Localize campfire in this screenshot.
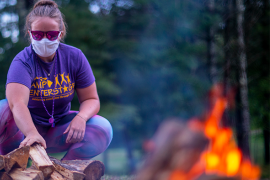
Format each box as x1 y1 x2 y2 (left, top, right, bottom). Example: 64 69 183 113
0 143 104 180
136 85 261 180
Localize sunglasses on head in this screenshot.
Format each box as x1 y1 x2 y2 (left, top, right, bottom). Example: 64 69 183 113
30 31 61 41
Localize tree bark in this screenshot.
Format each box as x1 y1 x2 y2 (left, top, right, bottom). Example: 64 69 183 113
123 126 135 174
235 0 250 158
223 0 233 127
261 0 270 165
206 0 218 84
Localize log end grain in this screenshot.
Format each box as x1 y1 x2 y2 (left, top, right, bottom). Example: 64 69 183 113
83 160 105 180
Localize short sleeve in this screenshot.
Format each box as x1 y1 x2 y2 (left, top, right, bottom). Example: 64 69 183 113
75 50 95 89
6 59 33 89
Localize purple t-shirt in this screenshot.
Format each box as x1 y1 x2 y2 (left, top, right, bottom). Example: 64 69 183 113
6 43 95 126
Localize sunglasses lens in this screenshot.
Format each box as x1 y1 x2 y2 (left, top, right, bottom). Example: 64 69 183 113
31 31 44 41
47 31 60 41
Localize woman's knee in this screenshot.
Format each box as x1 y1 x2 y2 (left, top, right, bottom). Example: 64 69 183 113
0 99 12 121
0 99 14 134
87 115 113 145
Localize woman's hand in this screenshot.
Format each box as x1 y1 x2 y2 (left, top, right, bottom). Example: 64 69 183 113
19 131 47 149
63 115 86 143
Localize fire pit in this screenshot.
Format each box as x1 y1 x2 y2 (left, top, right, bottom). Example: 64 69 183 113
136 87 260 180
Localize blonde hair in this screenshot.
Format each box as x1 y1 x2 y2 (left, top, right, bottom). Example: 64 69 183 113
25 0 67 41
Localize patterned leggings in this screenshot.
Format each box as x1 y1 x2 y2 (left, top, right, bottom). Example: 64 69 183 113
0 99 113 160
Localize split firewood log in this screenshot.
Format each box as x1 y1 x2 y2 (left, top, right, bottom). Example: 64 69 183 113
0 172 12 180
62 160 105 180
0 155 15 172
0 146 30 172
48 171 65 180
29 143 55 178
49 156 85 180
8 168 44 180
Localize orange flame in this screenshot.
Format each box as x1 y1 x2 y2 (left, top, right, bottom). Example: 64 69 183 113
174 85 261 180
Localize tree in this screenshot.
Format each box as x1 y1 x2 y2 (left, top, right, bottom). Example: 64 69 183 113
235 0 250 158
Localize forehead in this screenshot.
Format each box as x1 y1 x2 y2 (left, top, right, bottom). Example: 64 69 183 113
31 17 59 31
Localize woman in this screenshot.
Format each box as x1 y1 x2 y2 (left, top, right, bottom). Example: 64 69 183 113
0 0 113 160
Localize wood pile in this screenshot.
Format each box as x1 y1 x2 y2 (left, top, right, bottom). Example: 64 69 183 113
0 143 104 180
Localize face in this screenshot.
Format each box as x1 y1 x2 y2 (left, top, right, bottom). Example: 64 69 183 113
29 17 62 41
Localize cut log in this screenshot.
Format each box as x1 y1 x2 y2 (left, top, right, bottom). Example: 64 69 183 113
2 157 16 173
8 168 44 180
0 146 30 173
4 146 30 172
0 172 12 180
62 160 105 180
29 144 55 178
49 156 85 180
48 171 65 180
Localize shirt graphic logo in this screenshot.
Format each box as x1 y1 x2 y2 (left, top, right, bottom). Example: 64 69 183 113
30 72 74 101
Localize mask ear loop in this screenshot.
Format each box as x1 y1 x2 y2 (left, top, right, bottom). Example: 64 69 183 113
57 32 62 41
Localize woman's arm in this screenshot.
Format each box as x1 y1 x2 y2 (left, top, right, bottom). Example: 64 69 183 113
64 82 100 143
6 83 46 148
77 81 100 120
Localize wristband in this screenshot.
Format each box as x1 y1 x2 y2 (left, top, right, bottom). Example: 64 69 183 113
76 114 87 121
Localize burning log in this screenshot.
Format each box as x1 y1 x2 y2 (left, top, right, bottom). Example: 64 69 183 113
61 160 105 180
8 168 44 180
29 143 55 178
49 156 85 180
136 119 209 180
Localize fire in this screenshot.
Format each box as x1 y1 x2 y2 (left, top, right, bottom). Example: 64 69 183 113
179 85 261 180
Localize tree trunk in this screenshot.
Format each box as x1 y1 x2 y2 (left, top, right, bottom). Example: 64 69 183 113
206 0 217 84
223 0 233 127
15 0 35 42
235 0 250 158
262 0 270 165
123 126 135 174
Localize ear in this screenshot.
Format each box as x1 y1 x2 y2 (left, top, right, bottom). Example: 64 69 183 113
28 30 31 40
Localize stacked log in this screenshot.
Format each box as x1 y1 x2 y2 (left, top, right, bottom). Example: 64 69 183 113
0 143 105 180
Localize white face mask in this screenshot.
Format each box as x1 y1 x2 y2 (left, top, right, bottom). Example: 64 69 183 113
31 33 61 57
